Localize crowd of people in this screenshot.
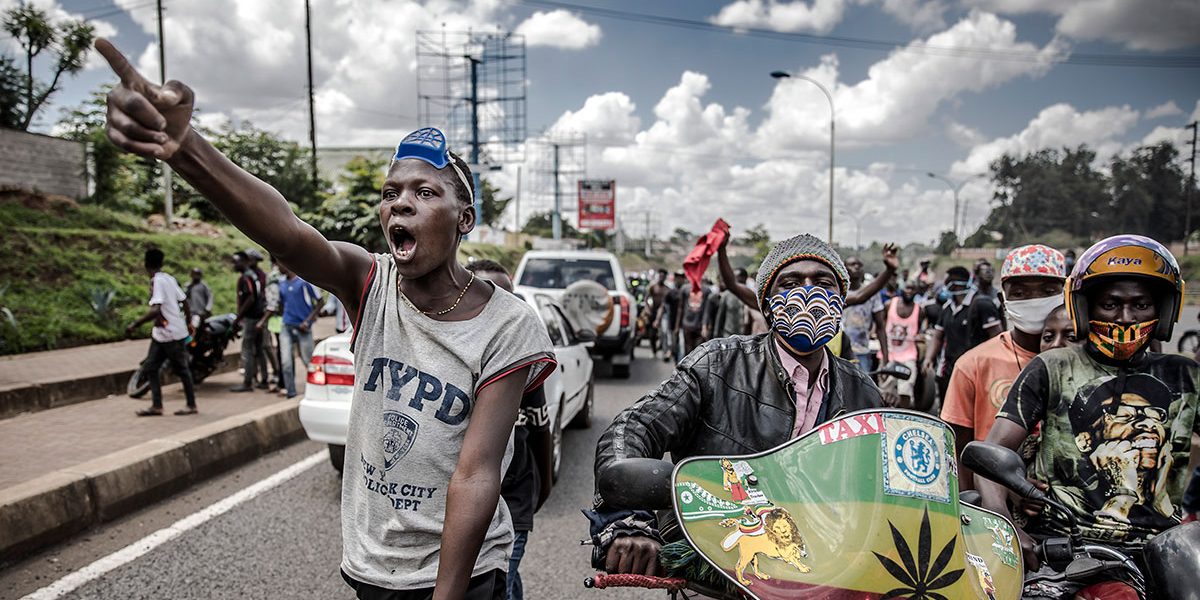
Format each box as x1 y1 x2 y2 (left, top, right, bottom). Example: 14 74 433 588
125 246 329 416
96 36 1200 600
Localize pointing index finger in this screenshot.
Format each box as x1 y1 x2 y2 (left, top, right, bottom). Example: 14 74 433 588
95 38 145 86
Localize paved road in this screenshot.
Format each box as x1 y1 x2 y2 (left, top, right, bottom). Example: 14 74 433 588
1 348 676 600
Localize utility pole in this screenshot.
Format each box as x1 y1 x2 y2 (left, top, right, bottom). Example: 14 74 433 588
645 210 652 258
466 56 483 237
552 143 561 240
1186 121 1198 256
513 165 521 234
156 0 172 230
304 0 318 189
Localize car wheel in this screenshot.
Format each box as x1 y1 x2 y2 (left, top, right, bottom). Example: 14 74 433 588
612 362 630 379
1178 331 1200 356
569 377 594 429
328 444 345 475
552 399 564 484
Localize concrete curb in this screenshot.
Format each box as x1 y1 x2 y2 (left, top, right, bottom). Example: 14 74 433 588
0 399 303 562
0 362 240 421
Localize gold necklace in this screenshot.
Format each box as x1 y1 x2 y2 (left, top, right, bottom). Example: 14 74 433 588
397 274 475 316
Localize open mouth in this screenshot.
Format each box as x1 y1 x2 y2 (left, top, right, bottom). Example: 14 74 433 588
1132 434 1160 450
390 225 418 261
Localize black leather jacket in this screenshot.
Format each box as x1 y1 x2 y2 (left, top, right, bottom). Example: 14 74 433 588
588 333 884 562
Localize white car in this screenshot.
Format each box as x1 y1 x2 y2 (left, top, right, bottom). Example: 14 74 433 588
513 250 637 377
298 292 595 478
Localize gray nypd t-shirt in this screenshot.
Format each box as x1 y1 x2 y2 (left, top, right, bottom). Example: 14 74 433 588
341 254 556 590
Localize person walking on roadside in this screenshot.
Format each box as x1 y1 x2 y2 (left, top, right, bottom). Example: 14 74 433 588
246 248 273 389
465 260 553 600
230 251 264 393
879 279 922 408
711 268 748 339
126 248 197 416
277 259 322 399
663 271 685 363
922 266 972 411
645 269 669 358
842 256 890 375
257 258 284 392
185 267 212 329
679 279 711 356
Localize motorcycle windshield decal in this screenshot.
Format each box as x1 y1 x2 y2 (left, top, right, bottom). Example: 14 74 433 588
670 409 1023 600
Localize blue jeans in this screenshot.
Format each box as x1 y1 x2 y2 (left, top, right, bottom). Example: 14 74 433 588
279 324 315 398
506 530 528 600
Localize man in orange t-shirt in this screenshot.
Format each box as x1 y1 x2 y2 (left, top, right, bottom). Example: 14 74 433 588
941 244 1067 489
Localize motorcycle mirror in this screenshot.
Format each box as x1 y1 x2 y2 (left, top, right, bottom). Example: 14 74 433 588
597 458 675 511
961 442 1047 502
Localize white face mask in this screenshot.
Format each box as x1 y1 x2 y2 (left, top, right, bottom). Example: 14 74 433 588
1005 296 1063 334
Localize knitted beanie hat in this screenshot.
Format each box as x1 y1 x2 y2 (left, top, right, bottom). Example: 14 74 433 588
756 233 850 316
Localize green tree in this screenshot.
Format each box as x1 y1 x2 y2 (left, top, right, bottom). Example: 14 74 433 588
0 55 22 129
935 230 958 256
57 87 160 213
304 155 386 251
478 178 511 228
522 212 581 239
972 146 1108 244
206 120 323 219
3 4 94 130
739 223 771 264
1108 142 1187 242
671 227 695 244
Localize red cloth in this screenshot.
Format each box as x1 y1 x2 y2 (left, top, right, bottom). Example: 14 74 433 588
1075 581 1140 600
683 219 730 293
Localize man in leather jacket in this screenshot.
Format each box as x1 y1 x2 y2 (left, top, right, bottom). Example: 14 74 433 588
588 233 886 576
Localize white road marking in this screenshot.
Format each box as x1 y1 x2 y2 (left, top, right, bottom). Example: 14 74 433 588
21 450 328 600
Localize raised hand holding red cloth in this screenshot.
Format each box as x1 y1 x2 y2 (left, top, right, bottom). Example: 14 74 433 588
683 219 731 293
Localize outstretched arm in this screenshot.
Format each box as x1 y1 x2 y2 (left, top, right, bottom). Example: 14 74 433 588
845 244 899 306
716 238 758 309
97 40 371 315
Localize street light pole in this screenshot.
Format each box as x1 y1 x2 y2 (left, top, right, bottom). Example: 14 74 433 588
927 172 967 243
771 71 834 243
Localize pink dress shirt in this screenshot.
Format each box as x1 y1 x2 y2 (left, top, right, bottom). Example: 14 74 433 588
774 340 830 438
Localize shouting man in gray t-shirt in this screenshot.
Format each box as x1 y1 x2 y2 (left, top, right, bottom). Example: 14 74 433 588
99 40 555 600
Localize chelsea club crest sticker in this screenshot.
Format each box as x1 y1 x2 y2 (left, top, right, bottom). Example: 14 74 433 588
882 414 950 503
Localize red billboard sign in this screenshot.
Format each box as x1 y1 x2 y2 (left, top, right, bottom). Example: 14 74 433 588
578 180 616 230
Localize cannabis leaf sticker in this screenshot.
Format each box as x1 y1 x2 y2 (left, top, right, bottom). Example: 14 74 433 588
872 508 965 599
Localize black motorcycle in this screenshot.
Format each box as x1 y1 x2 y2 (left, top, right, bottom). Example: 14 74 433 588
127 313 239 398
963 441 1200 600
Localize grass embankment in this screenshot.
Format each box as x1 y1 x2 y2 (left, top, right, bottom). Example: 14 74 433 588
0 198 253 354
0 196 528 355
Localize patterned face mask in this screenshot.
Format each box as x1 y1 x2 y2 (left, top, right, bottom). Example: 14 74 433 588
768 286 844 355
1088 320 1158 361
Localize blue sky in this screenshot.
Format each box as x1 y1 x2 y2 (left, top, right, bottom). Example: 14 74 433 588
5 0 1199 246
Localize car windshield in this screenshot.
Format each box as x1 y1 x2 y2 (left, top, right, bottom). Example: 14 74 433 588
519 258 616 290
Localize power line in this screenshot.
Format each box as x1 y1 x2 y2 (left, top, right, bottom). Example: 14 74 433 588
516 0 1200 69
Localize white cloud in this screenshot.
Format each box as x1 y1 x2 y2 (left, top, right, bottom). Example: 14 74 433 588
0 0 119 71
950 103 1140 177
878 0 950 32
549 92 640 143
1145 101 1183 120
946 121 986 147
101 0 519 146
757 11 1067 151
710 0 850 34
970 0 1200 51
514 10 602 49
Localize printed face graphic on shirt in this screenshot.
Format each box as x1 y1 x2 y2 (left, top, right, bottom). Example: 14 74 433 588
1069 373 1175 523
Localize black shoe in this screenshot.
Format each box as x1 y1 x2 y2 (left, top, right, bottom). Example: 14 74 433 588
229 385 254 393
